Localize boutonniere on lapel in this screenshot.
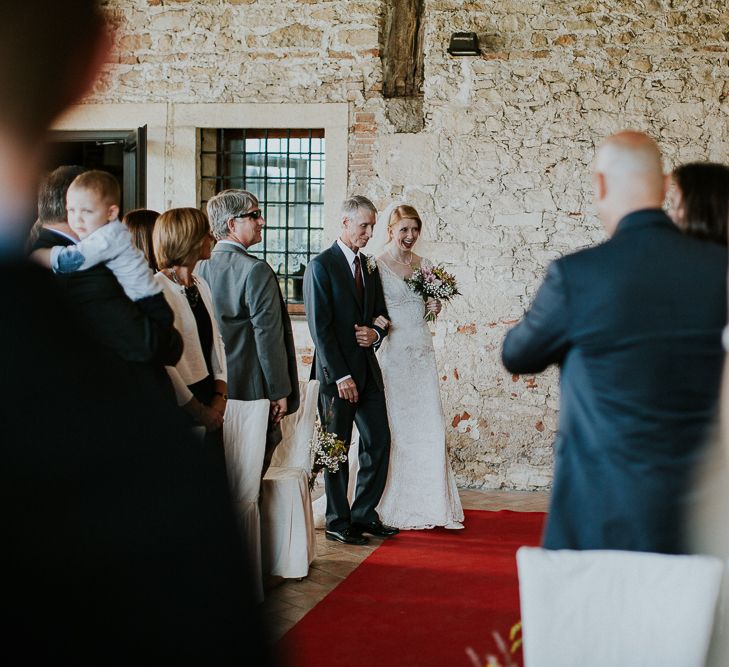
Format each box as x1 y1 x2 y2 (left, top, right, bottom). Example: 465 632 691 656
364 254 377 274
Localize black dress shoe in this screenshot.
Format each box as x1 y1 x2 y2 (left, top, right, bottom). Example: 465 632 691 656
325 527 369 545
353 521 400 537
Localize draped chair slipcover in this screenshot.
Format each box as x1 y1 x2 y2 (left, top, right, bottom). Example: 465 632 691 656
260 380 319 579
223 398 270 603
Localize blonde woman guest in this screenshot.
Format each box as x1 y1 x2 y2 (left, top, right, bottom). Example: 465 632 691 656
153 208 227 449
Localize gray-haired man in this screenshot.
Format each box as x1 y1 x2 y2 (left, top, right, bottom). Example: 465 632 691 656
199 189 299 473
303 195 398 545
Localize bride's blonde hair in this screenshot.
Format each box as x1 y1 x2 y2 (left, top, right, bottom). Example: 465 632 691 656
387 204 422 241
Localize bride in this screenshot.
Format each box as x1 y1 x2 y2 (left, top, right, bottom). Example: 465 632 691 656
313 203 464 530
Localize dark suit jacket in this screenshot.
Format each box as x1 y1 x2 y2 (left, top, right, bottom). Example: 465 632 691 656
1 259 269 663
502 209 728 553
33 227 181 366
304 241 389 395
197 242 299 414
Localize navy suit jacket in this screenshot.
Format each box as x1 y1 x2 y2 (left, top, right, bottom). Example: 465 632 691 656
502 209 728 553
304 241 389 396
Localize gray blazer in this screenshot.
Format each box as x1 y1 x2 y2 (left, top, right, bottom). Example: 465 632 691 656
198 242 300 414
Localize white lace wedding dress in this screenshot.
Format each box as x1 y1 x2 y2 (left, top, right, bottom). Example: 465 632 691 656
375 257 464 529
312 257 464 530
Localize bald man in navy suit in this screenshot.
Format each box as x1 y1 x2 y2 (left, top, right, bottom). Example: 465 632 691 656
503 131 727 554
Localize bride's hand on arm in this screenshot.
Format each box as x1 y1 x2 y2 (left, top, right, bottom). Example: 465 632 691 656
426 299 442 316
374 315 390 330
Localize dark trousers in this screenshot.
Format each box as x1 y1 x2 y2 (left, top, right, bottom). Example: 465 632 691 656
319 380 391 531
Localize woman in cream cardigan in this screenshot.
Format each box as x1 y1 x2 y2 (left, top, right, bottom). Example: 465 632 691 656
153 208 227 447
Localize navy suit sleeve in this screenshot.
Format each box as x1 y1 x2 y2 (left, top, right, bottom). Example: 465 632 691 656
304 258 351 383
502 261 571 374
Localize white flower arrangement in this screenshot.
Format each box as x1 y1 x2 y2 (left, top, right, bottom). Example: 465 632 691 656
309 421 348 491
406 263 461 322
364 254 378 274
466 621 522 667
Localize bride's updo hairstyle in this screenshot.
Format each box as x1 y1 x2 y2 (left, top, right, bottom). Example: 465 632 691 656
387 204 422 241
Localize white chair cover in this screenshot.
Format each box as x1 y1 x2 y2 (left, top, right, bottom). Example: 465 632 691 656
684 430 729 666
261 380 318 579
517 546 723 667
223 398 270 603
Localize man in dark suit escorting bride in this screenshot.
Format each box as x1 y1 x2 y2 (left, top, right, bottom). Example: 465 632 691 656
304 195 399 545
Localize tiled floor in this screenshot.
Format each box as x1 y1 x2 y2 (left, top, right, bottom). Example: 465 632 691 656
262 488 549 642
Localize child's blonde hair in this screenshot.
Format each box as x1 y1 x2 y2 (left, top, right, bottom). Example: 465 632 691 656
69 170 120 206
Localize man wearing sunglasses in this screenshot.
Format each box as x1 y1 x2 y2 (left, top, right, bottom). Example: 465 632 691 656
200 189 300 475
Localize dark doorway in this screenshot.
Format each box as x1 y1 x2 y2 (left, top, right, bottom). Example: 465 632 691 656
45 127 147 217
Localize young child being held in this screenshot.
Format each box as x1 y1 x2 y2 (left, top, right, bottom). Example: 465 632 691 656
37 169 160 301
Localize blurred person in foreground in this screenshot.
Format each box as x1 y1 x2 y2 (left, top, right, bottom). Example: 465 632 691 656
502 130 727 553
667 161 729 246
670 162 729 666
0 2 269 663
124 207 160 271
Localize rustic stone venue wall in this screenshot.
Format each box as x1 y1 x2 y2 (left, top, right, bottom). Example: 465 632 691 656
91 0 729 489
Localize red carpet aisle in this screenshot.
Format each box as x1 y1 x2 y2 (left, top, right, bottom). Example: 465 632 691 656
276 510 546 667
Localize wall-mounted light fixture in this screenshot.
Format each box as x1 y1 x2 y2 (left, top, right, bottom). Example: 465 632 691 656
447 32 480 56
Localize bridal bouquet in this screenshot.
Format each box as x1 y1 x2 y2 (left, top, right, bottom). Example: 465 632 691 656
406 263 461 322
309 421 348 491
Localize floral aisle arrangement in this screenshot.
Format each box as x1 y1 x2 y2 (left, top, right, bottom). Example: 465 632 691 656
466 621 523 667
309 421 348 492
406 263 461 322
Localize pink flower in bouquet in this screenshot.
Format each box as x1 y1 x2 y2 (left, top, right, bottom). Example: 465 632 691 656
405 263 461 322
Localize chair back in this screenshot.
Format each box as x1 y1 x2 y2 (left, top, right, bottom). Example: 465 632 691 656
517 546 723 667
223 398 270 504
270 379 319 471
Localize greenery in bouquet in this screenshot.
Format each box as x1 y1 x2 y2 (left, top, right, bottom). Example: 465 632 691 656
309 421 348 491
406 263 461 322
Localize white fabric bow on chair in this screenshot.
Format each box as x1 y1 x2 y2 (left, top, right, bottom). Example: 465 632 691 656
261 380 319 579
223 398 270 603
516 546 723 667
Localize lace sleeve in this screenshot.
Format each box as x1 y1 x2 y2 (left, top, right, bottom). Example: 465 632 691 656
420 256 434 271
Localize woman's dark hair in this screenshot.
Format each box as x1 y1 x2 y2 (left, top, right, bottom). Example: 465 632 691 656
672 162 729 246
123 208 160 272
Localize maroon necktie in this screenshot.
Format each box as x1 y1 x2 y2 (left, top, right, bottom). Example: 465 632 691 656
353 255 364 304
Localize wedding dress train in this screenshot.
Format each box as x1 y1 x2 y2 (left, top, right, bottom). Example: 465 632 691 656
312 258 464 530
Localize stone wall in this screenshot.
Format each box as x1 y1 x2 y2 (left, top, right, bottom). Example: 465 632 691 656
93 0 729 489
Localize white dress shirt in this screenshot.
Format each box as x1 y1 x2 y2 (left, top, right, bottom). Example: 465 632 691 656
336 238 361 278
